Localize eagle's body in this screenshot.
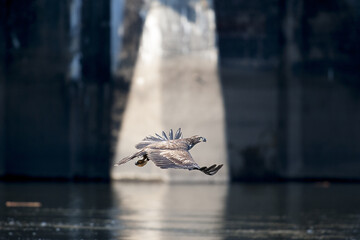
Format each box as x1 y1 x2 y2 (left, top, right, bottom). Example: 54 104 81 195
114 128 223 175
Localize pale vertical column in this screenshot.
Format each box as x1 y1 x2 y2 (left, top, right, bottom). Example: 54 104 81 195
112 0 228 182
112 3 167 180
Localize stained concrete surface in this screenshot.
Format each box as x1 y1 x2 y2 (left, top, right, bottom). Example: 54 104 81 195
2 0 360 183
112 0 228 182
215 0 360 181
0 181 359 240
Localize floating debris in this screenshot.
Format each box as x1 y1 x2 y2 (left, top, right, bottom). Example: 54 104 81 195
6 201 42 208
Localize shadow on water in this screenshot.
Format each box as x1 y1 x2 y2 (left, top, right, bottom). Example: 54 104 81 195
0 181 360 239
224 183 360 239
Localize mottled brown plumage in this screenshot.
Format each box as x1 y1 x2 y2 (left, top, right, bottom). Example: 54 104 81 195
114 128 223 175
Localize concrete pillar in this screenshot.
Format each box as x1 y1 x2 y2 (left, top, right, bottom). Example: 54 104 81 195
80 0 111 179
1 1 111 179
278 0 303 177
0 25 4 176
112 0 228 182
283 0 303 177
0 80 4 177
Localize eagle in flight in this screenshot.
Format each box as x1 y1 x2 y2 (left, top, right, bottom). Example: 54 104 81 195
114 128 223 175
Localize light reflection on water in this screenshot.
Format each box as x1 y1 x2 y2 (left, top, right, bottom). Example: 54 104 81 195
112 183 227 240
0 182 360 239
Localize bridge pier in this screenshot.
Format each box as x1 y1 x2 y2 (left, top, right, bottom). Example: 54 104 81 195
111 0 228 182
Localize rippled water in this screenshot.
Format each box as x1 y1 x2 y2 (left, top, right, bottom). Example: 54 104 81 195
0 182 359 239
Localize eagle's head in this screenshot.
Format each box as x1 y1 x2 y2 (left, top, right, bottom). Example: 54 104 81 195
187 135 206 150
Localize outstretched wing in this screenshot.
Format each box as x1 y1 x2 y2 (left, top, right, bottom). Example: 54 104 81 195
147 149 223 175
135 128 183 149
147 149 200 170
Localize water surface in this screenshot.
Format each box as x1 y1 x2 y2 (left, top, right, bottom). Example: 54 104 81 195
0 182 359 239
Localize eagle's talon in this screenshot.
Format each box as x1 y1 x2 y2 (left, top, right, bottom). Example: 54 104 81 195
135 155 149 167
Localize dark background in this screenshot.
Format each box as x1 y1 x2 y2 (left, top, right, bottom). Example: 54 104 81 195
0 0 359 181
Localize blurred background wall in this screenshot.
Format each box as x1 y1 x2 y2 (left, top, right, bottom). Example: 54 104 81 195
0 0 359 181
0 0 112 179
215 0 360 180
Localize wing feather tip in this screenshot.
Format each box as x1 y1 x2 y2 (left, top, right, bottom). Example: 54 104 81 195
197 164 223 175
175 128 182 139
169 129 174 140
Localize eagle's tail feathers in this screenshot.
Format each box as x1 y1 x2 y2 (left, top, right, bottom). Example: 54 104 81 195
114 150 145 166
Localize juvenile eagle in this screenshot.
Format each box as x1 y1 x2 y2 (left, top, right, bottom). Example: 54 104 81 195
114 128 223 175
